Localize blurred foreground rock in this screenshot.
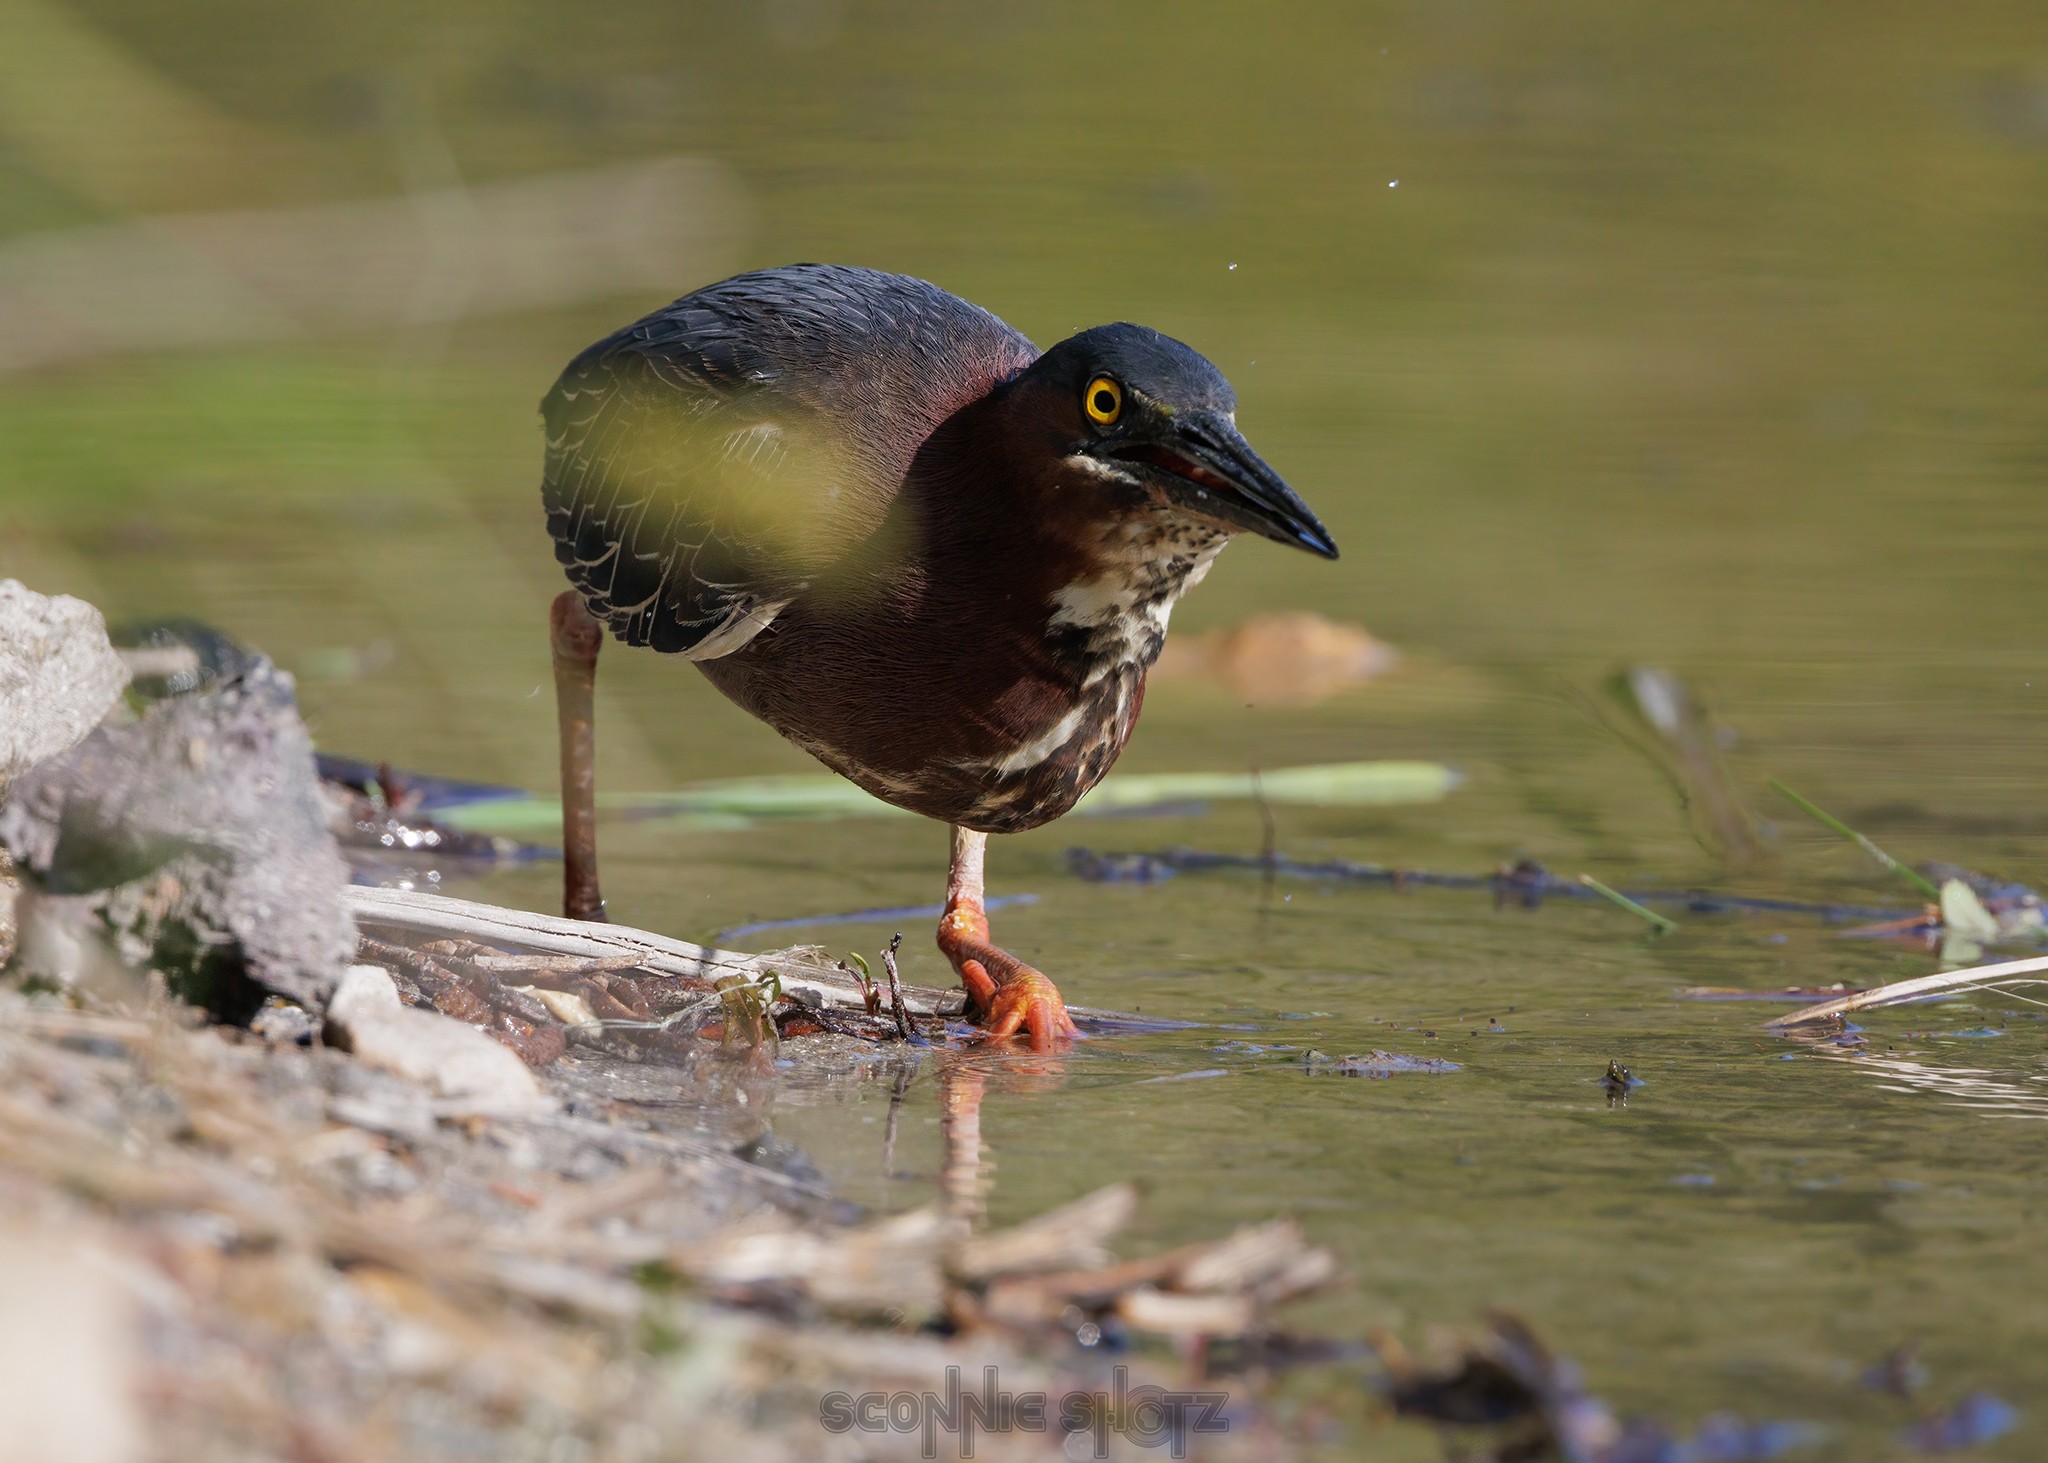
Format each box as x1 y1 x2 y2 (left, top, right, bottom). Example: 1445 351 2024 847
325 964 547 1114
0 578 130 784
0 652 352 1016
0 1221 143 1463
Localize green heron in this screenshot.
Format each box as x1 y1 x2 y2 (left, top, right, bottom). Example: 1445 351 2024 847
542 264 1336 1049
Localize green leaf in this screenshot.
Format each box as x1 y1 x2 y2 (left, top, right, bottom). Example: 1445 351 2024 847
436 760 1459 835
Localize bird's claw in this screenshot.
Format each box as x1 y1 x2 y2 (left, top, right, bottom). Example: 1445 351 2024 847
957 959 1077 1051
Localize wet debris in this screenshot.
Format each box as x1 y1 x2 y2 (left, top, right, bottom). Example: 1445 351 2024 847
1863 1339 1928 1399
1065 847 1180 883
947 1190 1339 1347
1301 1049 1460 1078
1579 873 1679 936
1925 870 2043 965
354 917 922 1062
1901 1392 2019 1453
1495 856 1554 908
323 964 549 1114
1856 1339 2022 1454
876 932 925 1042
356 935 584 1066
314 752 544 879
1066 845 1918 925
1682 983 1861 1003
339 882 1157 1061
1771 951 2048 1029
1834 870 2046 965
1372 1312 1821 1462
311 751 527 818
1925 863 2045 937
109 615 254 701
322 780 539 878
1068 780 2048 960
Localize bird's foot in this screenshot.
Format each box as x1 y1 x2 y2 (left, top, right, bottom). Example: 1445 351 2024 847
967 962 1076 1048
938 908 1077 1050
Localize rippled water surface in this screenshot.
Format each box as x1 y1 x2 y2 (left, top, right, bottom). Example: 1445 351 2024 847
6 2 2048 1455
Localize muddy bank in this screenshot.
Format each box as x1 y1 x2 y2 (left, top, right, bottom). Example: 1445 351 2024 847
0 582 1352 1460
0 972 1359 1460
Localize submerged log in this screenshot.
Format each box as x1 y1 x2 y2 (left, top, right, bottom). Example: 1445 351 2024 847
344 884 1150 1029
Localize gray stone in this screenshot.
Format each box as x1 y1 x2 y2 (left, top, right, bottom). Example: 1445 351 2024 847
0 655 353 1015
324 965 548 1113
0 580 130 785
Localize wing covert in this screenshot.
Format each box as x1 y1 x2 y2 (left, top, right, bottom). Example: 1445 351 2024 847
539 264 1039 658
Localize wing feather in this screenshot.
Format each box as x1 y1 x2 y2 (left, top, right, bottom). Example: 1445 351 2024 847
540 264 1038 658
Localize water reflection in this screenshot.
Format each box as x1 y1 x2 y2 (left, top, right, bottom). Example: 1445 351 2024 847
937 1048 1080 1224
1790 1032 2048 1122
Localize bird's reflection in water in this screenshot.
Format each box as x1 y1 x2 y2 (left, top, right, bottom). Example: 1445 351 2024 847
934 1047 1074 1223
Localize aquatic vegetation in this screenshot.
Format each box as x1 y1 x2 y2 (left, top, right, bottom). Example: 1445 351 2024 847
435 759 1462 835
1770 780 1943 902
1600 665 1773 865
1578 874 1679 937
1772 951 2048 1029
1300 1048 1459 1077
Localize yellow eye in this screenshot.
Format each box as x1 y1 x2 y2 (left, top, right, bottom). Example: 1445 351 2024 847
1083 376 1123 425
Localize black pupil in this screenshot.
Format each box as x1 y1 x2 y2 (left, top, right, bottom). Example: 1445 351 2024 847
1093 388 1116 416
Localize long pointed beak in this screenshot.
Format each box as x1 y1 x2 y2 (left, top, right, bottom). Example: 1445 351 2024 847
1110 411 1339 559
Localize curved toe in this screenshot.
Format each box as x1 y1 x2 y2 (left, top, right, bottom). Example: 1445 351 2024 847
976 967 1078 1049
944 942 1078 1051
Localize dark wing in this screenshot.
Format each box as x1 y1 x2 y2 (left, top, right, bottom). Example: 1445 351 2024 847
542 287 821 657
541 264 1037 657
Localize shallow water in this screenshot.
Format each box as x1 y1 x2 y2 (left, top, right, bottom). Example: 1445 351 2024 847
6 1 2048 1454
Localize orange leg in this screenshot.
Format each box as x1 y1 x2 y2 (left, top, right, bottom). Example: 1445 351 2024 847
937 826 1077 1050
550 591 606 923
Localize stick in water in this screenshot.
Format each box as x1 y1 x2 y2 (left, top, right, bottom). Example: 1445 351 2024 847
1578 874 1679 936
1771 952 2048 1027
880 933 914 1041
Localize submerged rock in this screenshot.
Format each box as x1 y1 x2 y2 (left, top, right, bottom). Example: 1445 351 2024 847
0 654 353 1017
0 579 130 785
1301 1048 1460 1078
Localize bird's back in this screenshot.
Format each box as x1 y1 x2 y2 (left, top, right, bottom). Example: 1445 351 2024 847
541 264 1038 656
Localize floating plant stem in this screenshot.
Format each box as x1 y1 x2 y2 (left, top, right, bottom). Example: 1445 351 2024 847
436 760 1460 835
1769 780 1942 901
1771 951 2048 1027
1577 874 1679 936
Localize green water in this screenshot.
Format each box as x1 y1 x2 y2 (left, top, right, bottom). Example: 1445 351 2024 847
5 1 2048 1455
